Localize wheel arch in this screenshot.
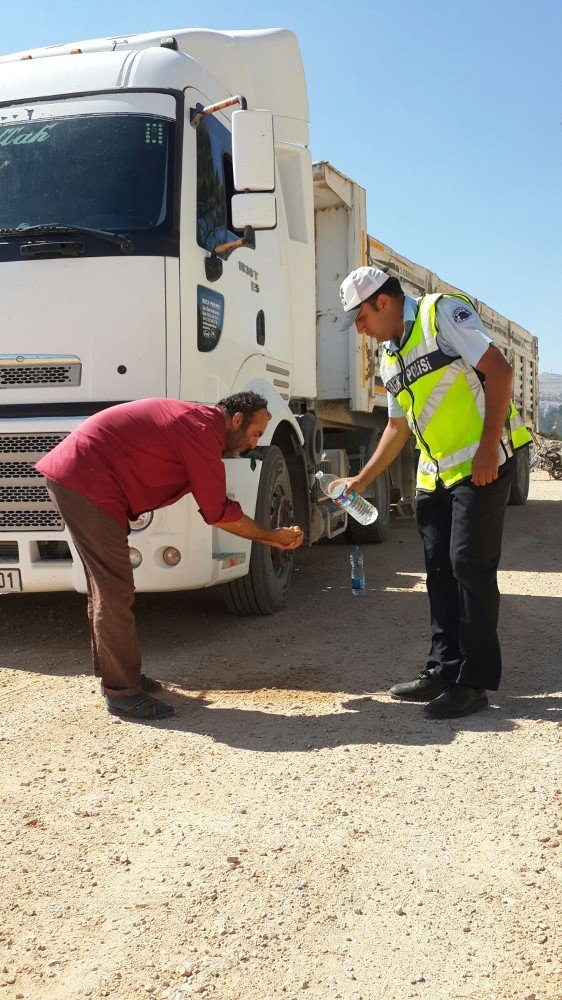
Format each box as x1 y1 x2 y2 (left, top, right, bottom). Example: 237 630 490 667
237 377 304 447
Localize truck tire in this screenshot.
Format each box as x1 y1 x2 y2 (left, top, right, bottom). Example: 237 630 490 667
223 446 294 615
508 447 530 506
348 467 391 543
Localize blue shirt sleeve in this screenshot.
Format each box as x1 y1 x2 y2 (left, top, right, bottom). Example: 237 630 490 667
435 297 494 366
387 391 407 418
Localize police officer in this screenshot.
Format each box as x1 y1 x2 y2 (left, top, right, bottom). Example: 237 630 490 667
339 266 531 718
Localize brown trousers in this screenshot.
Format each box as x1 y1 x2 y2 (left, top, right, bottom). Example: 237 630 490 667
46 480 142 697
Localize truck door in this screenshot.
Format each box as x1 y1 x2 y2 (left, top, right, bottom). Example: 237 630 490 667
179 90 255 403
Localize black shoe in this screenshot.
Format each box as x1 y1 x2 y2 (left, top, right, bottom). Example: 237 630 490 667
99 673 163 696
389 669 448 701
423 684 488 719
105 693 175 720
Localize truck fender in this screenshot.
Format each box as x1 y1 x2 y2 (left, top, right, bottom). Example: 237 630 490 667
235 377 304 447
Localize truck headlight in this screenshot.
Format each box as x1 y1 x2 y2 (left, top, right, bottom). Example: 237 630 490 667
129 511 153 531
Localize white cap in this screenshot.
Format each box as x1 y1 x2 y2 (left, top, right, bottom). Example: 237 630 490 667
339 266 390 330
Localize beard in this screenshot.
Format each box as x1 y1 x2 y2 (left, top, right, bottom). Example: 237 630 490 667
224 427 248 457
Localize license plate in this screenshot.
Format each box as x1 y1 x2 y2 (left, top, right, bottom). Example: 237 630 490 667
0 568 22 593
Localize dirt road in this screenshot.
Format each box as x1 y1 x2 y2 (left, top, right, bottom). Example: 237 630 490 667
1 473 560 1000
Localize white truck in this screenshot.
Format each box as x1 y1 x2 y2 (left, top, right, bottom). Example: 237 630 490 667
0 28 539 612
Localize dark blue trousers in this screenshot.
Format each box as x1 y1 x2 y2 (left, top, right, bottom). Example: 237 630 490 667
415 457 514 691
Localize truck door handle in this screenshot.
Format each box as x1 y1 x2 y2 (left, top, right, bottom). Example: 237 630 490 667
256 310 265 346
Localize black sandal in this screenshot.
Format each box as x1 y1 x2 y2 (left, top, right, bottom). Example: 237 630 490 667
140 674 163 693
99 673 163 696
105 695 174 720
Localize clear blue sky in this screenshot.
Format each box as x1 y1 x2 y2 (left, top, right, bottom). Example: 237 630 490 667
3 0 561 371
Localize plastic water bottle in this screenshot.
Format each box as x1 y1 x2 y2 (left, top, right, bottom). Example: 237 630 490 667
350 545 365 596
315 472 378 526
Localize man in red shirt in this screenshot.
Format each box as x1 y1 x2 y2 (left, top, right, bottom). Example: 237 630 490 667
36 392 304 720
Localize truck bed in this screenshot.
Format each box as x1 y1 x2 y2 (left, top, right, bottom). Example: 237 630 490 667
367 235 539 430
313 161 538 431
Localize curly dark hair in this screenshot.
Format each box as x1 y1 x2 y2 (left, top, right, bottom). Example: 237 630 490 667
217 391 270 420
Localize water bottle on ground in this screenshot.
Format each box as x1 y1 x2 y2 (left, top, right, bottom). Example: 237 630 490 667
315 472 378 525
349 545 366 596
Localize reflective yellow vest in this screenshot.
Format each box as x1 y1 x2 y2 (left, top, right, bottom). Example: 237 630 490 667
379 293 532 491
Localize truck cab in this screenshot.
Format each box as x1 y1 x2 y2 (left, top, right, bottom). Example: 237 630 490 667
0 29 324 611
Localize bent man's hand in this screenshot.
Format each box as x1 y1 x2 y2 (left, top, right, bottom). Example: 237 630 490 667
270 525 304 550
471 444 500 486
215 514 304 550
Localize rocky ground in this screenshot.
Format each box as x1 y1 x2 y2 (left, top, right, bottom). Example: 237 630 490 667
0 473 560 1000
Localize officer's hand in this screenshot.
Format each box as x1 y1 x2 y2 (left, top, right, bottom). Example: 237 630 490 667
270 526 304 550
342 477 364 496
471 444 500 486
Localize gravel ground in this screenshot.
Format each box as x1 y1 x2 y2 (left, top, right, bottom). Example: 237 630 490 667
0 472 560 1000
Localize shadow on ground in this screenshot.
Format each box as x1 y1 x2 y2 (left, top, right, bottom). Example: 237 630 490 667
2 492 559 749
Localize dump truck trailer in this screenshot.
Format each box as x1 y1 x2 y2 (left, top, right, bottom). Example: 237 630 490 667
0 27 539 612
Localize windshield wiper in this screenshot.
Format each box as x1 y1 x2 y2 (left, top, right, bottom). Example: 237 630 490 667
0 224 134 252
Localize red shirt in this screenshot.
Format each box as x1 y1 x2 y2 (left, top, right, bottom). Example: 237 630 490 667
36 399 244 532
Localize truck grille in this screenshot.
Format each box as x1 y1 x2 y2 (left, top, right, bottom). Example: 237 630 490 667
0 485 49 503
0 357 81 389
0 508 63 530
0 432 67 531
0 461 43 478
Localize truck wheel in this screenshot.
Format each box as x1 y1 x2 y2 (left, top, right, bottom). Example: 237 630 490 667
508 447 530 506
223 446 294 615
348 467 391 543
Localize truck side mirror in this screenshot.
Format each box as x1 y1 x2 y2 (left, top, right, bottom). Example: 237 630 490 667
232 110 275 190
231 109 276 231
231 193 277 230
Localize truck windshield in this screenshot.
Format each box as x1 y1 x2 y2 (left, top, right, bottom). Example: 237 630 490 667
0 95 176 238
